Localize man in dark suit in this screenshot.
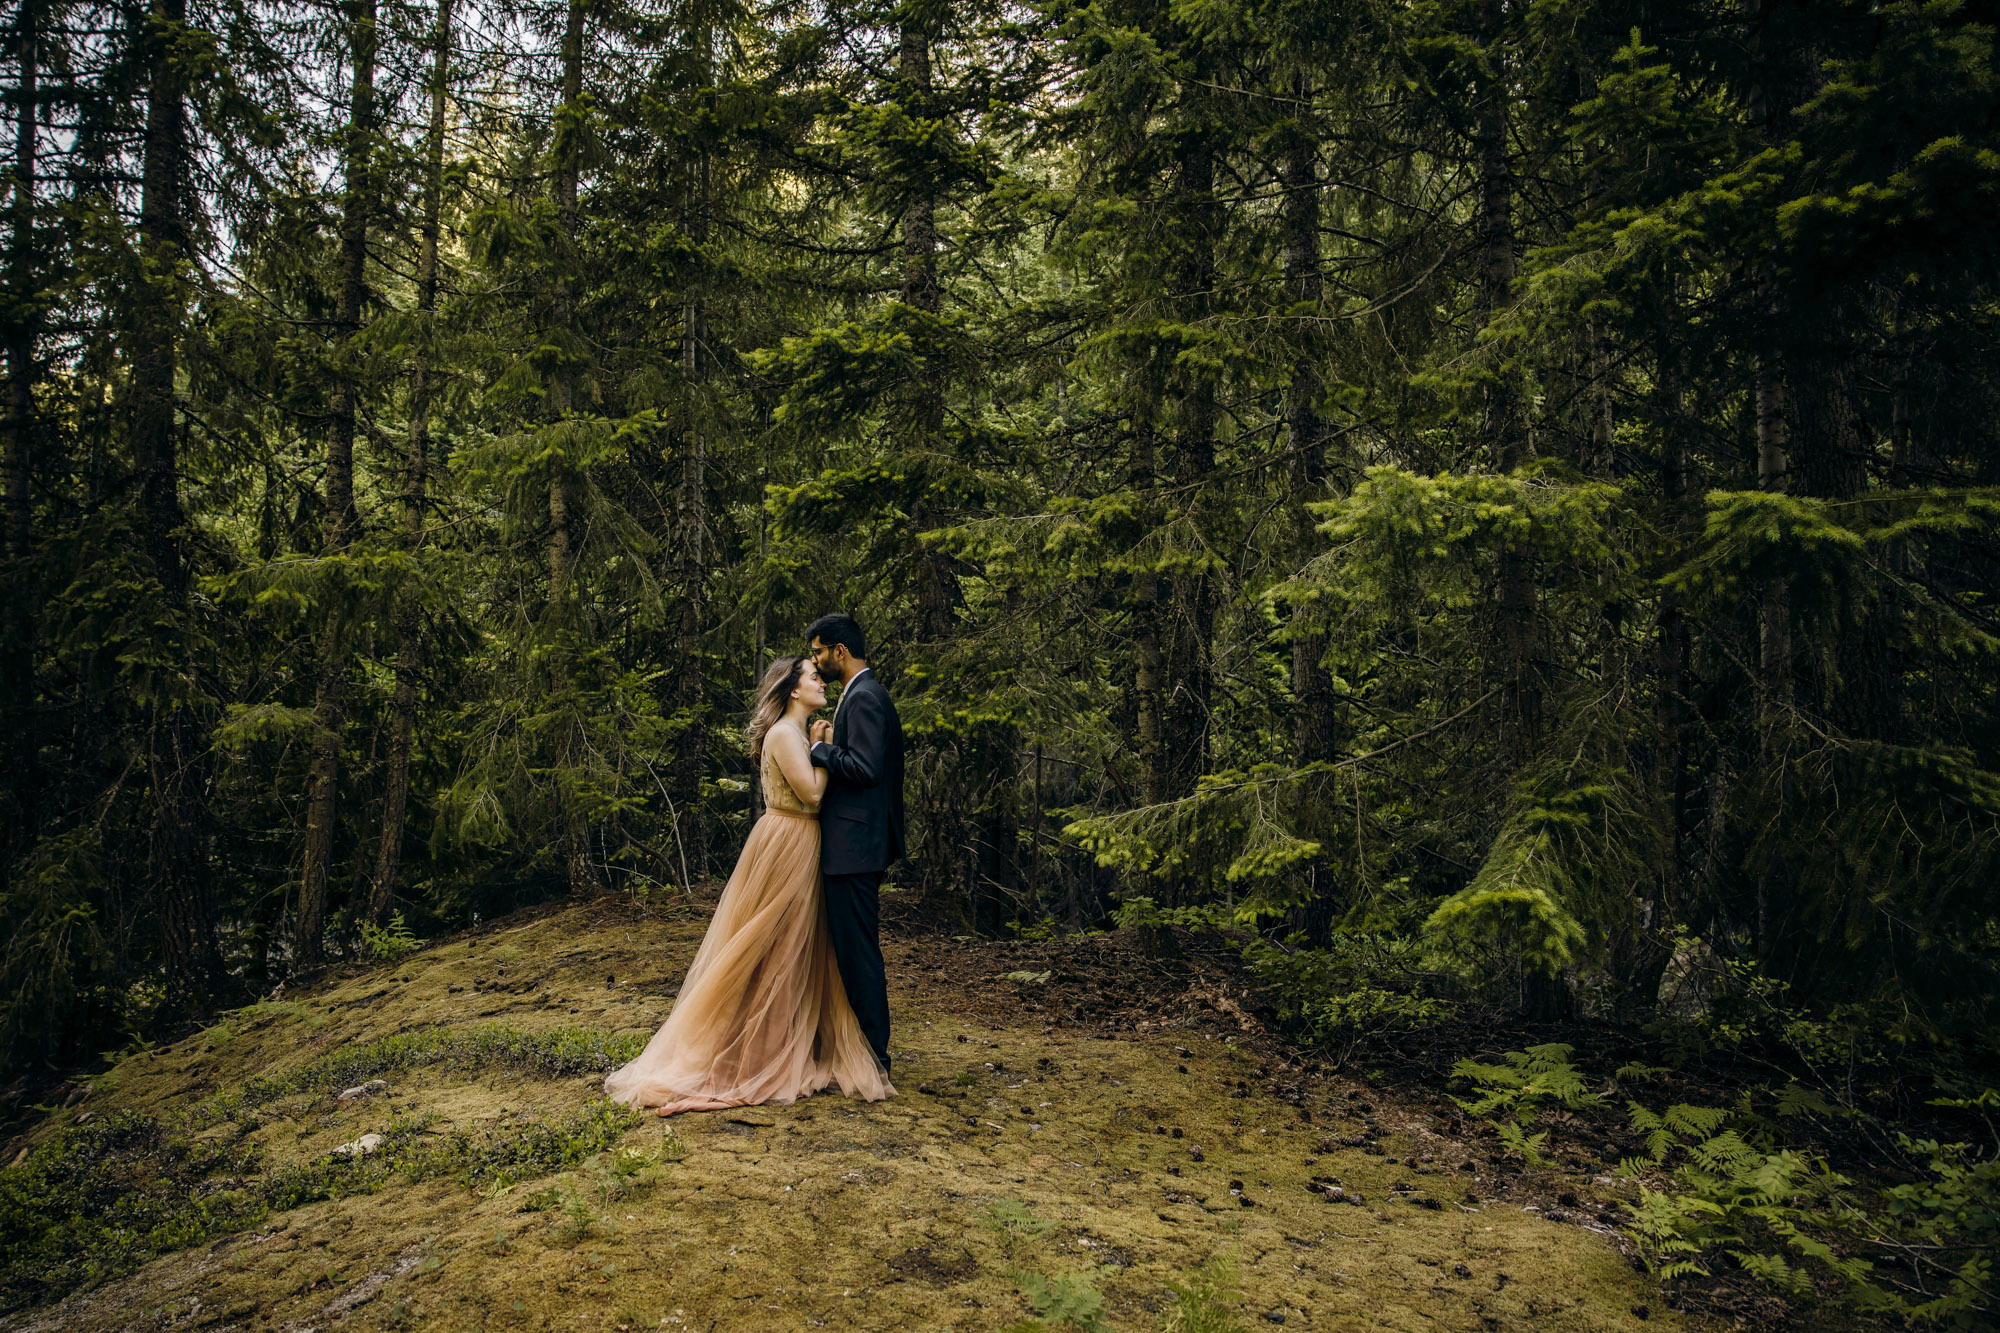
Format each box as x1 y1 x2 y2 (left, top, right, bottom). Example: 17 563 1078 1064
804 613 905 1076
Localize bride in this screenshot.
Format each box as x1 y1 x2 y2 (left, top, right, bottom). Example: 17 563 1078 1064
603 655 895 1115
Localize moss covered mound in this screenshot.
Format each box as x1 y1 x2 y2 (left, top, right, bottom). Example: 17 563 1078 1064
2 899 1675 1332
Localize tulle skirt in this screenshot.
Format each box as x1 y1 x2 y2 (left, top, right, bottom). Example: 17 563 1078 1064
603 809 894 1115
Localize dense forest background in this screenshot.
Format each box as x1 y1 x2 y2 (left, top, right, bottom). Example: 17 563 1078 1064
3 0 1997 1095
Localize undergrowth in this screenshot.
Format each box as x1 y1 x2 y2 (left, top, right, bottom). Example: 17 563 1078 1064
1456 1042 2000 1328
190 1023 646 1126
0 1098 643 1311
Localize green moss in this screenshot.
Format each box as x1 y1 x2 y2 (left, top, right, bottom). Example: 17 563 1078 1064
190 1023 646 1126
0 1097 640 1311
5 905 1682 1332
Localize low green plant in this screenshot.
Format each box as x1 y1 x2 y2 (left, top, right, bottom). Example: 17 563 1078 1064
552 1190 598 1244
980 1196 1056 1260
359 912 421 965
1006 1267 1116 1333
1162 1255 1247 1333
517 1185 565 1214
1619 1097 1999 1327
1450 1043 1604 1168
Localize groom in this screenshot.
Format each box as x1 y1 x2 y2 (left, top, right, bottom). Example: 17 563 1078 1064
805 613 905 1077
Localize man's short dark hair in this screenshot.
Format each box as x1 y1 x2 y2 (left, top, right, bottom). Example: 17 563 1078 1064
806 613 867 660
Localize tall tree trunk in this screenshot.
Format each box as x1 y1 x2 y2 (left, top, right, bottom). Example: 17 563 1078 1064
673 16 711 878
2 0 43 872
1639 363 1695 1018
295 0 377 965
548 0 599 895
1130 416 1164 807
900 10 955 644
4 0 36 559
1282 84 1339 768
1161 143 1217 807
370 0 451 923
134 0 222 1016
1477 2 1538 765
1282 87 1341 946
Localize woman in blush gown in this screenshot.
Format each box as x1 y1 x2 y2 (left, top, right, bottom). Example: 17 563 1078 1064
603 655 894 1116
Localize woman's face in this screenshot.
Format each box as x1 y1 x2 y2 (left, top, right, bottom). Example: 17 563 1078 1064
792 660 828 711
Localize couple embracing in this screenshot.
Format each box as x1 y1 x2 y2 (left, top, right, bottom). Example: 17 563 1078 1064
603 614 904 1116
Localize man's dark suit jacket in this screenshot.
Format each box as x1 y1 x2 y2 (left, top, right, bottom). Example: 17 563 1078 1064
808 668 907 876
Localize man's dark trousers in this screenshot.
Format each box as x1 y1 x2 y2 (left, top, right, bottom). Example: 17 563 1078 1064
824 870 890 1071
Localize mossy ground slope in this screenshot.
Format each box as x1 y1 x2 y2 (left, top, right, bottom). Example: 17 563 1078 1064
3 895 1675 1332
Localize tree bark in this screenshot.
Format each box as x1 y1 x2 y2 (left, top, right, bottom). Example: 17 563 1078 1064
1130 417 1164 807
1161 143 1217 804
4 0 37 559
134 0 222 1017
1282 86 1339 767
1477 0 1538 764
543 0 601 895
370 0 451 923
295 0 377 965
900 10 955 644
672 15 712 878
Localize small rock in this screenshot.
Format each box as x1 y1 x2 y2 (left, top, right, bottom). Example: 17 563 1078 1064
1170 1127 1183 1139
74 1111 96 1125
1453 1263 1472 1278
1239 1196 1255 1208
1262 1313 1286 1325
1229 1179 1244 1191
1630 1304 1650 1320
332 1133 385 1158
1190 1148 1204 1162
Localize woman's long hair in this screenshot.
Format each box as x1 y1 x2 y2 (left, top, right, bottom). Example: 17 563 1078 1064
746 654 810 765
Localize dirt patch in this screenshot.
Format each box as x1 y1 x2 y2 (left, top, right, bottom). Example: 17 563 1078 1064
886 1244 979 1286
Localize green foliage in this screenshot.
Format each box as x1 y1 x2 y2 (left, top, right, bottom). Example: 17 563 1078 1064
1008 1267 1116 1333
1243 932 1456 1052
1450 1045 1606 1168
359 911 421 965
980 1196 1057 1259
1621 1099 2000 1326
1161 1255 1247 1333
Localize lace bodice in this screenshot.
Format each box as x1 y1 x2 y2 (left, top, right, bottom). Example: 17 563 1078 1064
761 731 819 815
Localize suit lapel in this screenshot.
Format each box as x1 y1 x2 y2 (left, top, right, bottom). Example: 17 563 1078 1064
833 669 870 739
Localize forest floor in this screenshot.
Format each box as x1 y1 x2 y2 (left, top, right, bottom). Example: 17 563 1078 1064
3 888 1696 1333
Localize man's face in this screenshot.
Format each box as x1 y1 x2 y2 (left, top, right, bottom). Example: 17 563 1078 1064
810 637 844 681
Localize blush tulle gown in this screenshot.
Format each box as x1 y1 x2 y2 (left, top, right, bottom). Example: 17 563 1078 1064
602 740 894 1115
